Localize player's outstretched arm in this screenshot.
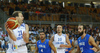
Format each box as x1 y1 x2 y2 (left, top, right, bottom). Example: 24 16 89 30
49 41 57 53
75 45 81 53
89 36 100 52
23 24 29 43
5 23 17 41
35 43 38 53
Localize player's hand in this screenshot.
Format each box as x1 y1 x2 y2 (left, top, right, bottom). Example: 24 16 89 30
60 44 65 47
5 23 13 33
90 47 97 52
69 50 72 53
22 31 27 39
65 49 68 51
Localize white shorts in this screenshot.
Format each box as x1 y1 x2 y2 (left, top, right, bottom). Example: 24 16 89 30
52 49 65 53
6 46 27 53
56 49 65 53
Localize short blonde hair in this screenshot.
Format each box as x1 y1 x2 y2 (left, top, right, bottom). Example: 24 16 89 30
12 11 22 17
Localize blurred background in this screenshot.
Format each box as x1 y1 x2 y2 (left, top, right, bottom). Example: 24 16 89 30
0 0 100 53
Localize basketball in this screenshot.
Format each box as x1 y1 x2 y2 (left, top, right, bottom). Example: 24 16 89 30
6 17 19 30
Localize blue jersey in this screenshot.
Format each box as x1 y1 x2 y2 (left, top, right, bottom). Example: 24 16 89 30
65 39 72 53
77 34 94 53
37 39 51 53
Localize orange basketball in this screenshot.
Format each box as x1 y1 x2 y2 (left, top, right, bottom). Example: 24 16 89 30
6 17 19 30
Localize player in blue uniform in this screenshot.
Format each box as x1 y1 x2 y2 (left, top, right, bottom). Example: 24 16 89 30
35 31 57 53
76 24 100 53
65 35 75 53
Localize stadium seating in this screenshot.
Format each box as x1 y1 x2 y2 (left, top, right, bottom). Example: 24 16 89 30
2 2 100 22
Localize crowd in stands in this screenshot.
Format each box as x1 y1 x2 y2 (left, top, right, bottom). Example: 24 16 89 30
0 1 100 22
0 24 99 52
0 28 9 52
0 1 100 52
29 24 100 44
28 24 100 52
28 24 100 39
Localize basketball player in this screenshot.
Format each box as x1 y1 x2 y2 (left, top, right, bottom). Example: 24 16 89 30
5 11 29 53
65 36 75 53
76 24 100 53
35 31 57 53
51 25 71 53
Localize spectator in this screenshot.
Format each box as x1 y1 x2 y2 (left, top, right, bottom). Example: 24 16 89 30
36 35 39 41
52 28 56 34
4 41 8 50
4 34 9 42
29 10 33 20
29 33 33 41
44 26 47 33
2 31 6 38
0 38 5 49
0 42 3 51
33 29 38 35
91 1 94 8
74 37 78 48
32 25 34 31
38 27 43 32
93 34 97 41
46 33 50 39
29 27 33 34
31 37 36 45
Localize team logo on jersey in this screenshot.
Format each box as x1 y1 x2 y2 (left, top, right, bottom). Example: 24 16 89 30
14 45 18 49
79 42 85 46
45 42 46 44
39 45 46 48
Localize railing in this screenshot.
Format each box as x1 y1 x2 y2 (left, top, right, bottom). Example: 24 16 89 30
23 12 94 24
0 9 9 31
2 11 100 27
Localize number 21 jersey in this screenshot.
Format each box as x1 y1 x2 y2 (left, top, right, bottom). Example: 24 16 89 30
9 23 26 46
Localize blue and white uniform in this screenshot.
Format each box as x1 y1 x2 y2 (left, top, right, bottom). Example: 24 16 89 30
53 34 66 53
7 23 27 53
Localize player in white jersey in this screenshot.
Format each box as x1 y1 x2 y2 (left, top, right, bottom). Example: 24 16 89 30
5 11 29 53
51 25 71 53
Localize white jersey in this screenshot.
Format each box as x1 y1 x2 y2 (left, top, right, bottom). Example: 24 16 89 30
53 34 66 53
8 23 27 52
